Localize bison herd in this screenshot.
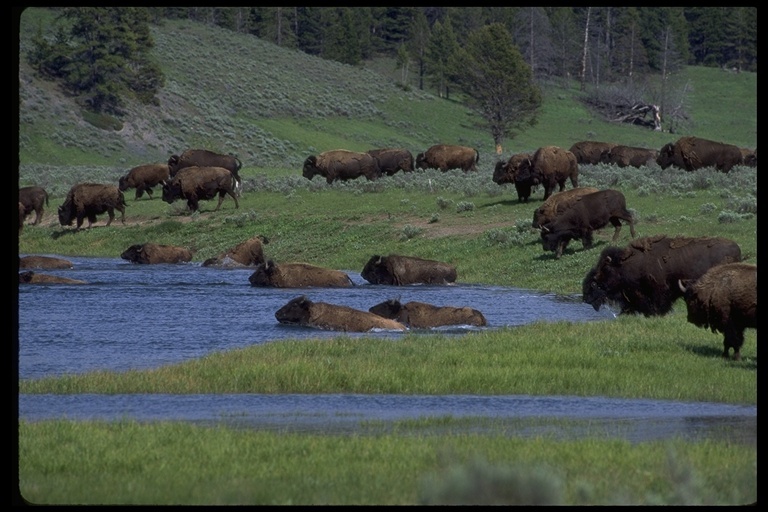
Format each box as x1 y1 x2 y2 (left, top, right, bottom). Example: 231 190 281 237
19 136 757 359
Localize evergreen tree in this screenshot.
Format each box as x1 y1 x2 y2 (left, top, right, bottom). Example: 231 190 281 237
546 7 581 86
424 18 459 99
450 23 542 153
28 7 164 114
295 7 323 56
407 8 431 90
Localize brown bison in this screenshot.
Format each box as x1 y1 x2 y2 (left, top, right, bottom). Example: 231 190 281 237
529 146 580 201
120 243 193 264
531 187 600 229
582 235 743 317
275 295 407 332
492 152 534 202
361 254 457 286
416 144 479 173
599 145 659 168
739 147 757 167
568 141 618 165
19 255 74 269
161 166 239 212
19 186 49 226
656 136 743 173
58 183 126 229
302 150 381 184
678 263 756 361
249 261 353 288
367 148 414 176
201 235 268 267
168 149 242 193
19 271 85 285
539 189 635 259
368 299 487 329
118 164 170 200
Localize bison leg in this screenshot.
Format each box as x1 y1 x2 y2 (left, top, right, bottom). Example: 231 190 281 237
33 209 43 225
609 219 623 241
723 327 745 361
105 208 115 227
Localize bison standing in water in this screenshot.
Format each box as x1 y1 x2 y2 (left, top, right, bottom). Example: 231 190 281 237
19 186 49 226
162 166 239 212
120 243 193 264
303 150 381 183
19 255 74 269
249 261 353 288
582 235 743 316
369 299 487 329
416 144 479 173
656 136 743 173
361 254 457 286
679 263 756 361
58 183 126 230
275 295 406 332
118 163 170 200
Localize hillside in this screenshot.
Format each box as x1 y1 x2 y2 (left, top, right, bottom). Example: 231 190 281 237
18 8 756 172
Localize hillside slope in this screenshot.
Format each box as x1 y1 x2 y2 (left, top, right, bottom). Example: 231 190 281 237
17 8 756 171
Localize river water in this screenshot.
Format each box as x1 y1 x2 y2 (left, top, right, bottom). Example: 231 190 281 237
17 255 756 444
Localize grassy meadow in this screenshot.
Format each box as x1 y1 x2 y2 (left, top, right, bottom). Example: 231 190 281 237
17 9 756 506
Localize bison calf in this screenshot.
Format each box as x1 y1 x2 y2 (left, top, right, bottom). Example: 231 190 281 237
369 299 486 329
249 261 353 288
679 263 756 361
275 295 406 332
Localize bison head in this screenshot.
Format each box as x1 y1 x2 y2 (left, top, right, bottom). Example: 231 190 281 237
656 143 675 169
361 255 395 285
57 202 75 226
275 295 312 324
581 247 627 312
302 156 319 180
248 260 276 286
161 181 181 204
368 298 403 319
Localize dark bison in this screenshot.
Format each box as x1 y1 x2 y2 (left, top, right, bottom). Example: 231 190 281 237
275 295 406 332
367 148 414 176
599 145 659 168
19 271 85 285
656 136 743 173
168 149 242 193
118 164 170 200
416 144 479 173
539 189 636 259
201 235 268 267
678 263 757 361
19 186 49 226
568 141 618 165
19 255 74 269
492 152 534 202
739 147 757 167
361 254 457 286
18 202 24 233
302 149 380 184
531 186 600 229
368 299 487 329
162 166 239 212
249 261 354 288
120 243 193 264
58 183 126 230
582 235 743 317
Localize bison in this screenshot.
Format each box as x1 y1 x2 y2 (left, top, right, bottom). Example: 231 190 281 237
201 235 268 267
529 146 580 201
249 261 353 288
361 254 457 286
18 202 24 233
599 145 659 168
19 186 49 226
531 186 600 229
58 183 126 230
162 166 239 212
368 299 487 329
739 147 757 167
19 255 74 269
492 152 535 202
118 163 170 200
19 271 85 285
275 295 407 332
416 144 479 173
367 148 414 176
302 150 381 184
539 189 635 259
582 235 743 317
168 149 242 194
657 136 743 173
120 243 193 264
678 263 756 361
568 141 618 165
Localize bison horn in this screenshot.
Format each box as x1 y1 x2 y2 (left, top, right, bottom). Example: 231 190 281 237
678 279 688 294
540 225 550 233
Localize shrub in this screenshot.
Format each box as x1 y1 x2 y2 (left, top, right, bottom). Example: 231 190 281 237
456 201 475 213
